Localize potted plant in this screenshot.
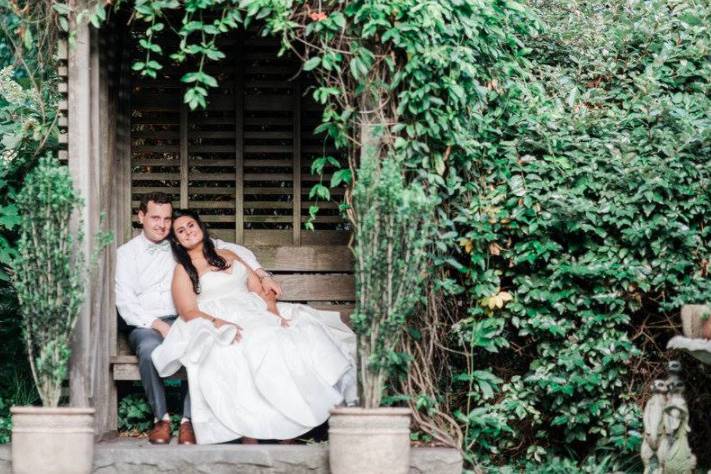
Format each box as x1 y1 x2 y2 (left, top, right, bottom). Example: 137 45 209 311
10 156 98 474
329 145 436 474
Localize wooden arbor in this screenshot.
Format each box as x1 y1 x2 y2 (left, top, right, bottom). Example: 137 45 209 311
62 11 354 437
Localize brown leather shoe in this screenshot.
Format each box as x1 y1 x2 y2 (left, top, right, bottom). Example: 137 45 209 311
148 420 172 445
178 421 196 445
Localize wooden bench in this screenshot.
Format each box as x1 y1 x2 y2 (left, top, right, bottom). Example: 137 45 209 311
111 245 355 381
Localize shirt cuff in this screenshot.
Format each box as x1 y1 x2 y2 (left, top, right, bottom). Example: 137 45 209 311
143 318 159 329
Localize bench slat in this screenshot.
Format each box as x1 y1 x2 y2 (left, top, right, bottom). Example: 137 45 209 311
114 364 186 381
275 274 354 301
255 246 353 272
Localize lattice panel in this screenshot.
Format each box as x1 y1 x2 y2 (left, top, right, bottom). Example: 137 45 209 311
240 32 297 245
129 29 349 245
130 30 182 223
186 33 239 242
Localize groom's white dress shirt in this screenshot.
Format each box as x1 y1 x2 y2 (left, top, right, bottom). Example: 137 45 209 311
115 232 262 328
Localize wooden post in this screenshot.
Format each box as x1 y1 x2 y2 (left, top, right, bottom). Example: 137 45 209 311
96 25 118 438
292 81 302 245
68 3 122 437
67 0 93 409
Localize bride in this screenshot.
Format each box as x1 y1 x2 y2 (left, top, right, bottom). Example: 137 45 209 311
151 209 357 444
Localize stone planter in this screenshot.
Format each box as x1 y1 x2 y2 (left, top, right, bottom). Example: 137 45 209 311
11 406 95 474
329 407 411 474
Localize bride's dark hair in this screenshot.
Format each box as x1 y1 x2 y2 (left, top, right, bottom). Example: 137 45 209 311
170 208 228 294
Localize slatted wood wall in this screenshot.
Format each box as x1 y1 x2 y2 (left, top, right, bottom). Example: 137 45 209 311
129 29 351 247
58 41 68 161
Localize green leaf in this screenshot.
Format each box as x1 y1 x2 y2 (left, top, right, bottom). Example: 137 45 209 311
309 183 330 200
181 72 200 83
310 157 327 175
182 21 204 33
58 16 69 32
330 169 352 187
146 60 163 71
204 49 226 61
22 28 33 50
303 57 321 71
52 3 71 15
680 14 702 26
200 72 218 88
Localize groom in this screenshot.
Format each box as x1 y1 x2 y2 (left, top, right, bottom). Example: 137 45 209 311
115 192 281 444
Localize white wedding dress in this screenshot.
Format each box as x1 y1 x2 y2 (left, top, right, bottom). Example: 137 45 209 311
151 261 357 444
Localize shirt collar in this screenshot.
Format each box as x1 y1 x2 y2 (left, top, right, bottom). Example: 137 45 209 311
139 232 171 252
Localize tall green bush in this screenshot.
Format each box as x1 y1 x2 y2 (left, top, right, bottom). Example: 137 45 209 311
351 152 436 407
0 1 61 439
12 156 85 407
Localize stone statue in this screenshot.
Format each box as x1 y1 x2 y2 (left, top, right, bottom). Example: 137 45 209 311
641 379 667 474
641 361 697 474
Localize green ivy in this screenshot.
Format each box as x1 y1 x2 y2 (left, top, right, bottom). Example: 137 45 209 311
449 0 710 467
118 393 153 434
0 63 58 280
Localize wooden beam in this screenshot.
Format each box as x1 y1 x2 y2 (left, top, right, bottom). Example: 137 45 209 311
292 82 302 245
180 97 188 208
234 32 245 244
240 229 351 246
253 245 353 272
273 274 355 301
67 3 93 409
113 364 186 381
97 24 118 438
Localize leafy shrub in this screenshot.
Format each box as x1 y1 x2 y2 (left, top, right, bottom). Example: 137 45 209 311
12 156 85 407
351 154 436 407
445 0 711 467
117 393 152 434
0 3 61 433
0 397 10 444
0 62 59 280
118 389 189 436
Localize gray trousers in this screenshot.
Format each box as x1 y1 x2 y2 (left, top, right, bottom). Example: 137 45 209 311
127 316 191 420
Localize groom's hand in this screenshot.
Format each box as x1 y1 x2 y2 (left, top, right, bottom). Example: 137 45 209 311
151 319 171 339
261 277 282 298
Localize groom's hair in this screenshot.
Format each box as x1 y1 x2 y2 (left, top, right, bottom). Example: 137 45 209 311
139 192 172 214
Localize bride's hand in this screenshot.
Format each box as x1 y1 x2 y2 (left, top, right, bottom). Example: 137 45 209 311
213 318 243 343
279 317 290 328
232 325 243 343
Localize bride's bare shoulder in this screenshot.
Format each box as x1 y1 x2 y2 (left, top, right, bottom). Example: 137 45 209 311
216 249 238 261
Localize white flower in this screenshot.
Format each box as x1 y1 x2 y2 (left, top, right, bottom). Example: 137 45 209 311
0 66 30 104
1 149 15 165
